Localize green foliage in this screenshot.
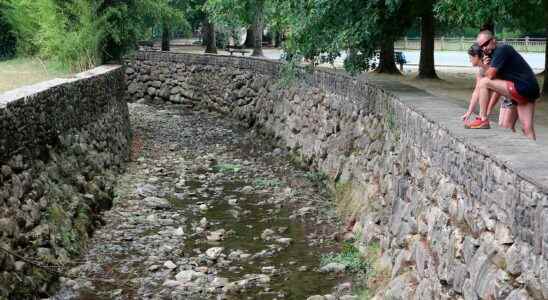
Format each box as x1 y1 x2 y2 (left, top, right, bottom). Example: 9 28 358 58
0 0 16 60
281 0 414 74
4 0 187 71
278 57 302 87
206 0 253 27
98 0 185 61
213 163 242 173
254 178 282 188
5 0 103 71
304 171 328 185
320 242 370 275
435 0 543 34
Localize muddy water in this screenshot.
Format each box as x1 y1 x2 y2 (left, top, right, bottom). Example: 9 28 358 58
52 103 354 300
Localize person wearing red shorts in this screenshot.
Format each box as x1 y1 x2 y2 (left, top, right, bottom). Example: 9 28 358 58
468 30 539 140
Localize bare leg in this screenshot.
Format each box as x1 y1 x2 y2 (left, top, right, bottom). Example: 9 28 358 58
477 79 491 120
499 107 506 127
516 102 536 140
499 107 518 132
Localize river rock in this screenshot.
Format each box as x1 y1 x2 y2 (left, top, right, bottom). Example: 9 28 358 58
173 227 184 236
175 270 204 282
320 263 346 273
144 196 170 209
307 296 325 300
207 229 225 241
206 247 224 260
275 237 293 245
164 261 177 269
163 280 181 288
261 228 275 240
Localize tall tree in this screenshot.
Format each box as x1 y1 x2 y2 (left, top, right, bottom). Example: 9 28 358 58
203 15 217 53
244 27 254 47
281 0 413 75
417 0 438 79
162 21 170 51
251 0 264 56
206 0 269 53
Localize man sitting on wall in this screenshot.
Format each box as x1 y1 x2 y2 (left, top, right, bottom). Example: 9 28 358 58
466 30 539 140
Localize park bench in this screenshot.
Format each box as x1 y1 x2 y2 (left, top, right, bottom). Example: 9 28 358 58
225 46 249 56
369 51 407 71
394 51 407 71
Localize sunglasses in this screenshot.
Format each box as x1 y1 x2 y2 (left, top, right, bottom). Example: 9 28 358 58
479 38 493 49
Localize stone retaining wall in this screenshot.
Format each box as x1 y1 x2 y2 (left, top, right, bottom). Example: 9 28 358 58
0 66 130 298
126 51 548 299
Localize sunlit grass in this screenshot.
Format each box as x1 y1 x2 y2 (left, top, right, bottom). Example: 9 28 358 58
0 57 71 93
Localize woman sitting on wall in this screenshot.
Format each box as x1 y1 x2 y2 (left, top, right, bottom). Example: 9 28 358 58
461 43 516 131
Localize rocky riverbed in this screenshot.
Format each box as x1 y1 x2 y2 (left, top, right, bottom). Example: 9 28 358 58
51 103 359 300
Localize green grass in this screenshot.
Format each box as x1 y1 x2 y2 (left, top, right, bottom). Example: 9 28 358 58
320 242 370 275
212 163 241 173
304 171 328 185
0 57 70 93
254 178 283 189
320 241 386 299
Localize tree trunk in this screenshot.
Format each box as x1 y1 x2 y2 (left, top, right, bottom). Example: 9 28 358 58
201 25 207 46
417 2 438 79
251 0 264 57
376 39 400 74
244 27 254 48
204 16 217 54
161 22 170 51
274 30 283 48
543 0 548 94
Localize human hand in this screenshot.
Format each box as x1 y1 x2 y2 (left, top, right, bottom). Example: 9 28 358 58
483 56 491 65
461 111 472 121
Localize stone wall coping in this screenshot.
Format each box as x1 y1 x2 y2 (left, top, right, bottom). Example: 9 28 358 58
0 65 122 108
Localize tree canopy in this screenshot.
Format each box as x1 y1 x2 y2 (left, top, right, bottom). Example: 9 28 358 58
1 0 546 86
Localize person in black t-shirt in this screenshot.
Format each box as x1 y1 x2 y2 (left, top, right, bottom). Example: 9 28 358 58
468 30 539 140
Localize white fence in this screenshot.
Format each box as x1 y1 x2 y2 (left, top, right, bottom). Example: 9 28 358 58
395 37 546 52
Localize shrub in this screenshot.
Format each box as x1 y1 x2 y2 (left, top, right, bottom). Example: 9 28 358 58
5 0 103 71
0 1 16 60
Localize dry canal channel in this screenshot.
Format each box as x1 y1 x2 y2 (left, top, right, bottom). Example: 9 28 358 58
52 103 361 300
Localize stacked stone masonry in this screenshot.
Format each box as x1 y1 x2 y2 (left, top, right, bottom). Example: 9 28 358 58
126 51 548 299
0 66 130 298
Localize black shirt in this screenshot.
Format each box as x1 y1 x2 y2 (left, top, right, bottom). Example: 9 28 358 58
491 44 540 100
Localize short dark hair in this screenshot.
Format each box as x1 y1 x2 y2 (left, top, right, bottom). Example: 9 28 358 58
468 43 483 58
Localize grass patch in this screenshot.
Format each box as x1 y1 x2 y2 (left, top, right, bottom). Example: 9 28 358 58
0 57 70 93
254 178 283 189
304 171 329 185
321 240 388 299
320 242 370 276
213 163 241 173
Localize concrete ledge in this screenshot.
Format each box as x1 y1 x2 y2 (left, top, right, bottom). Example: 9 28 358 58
0 65 121 108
